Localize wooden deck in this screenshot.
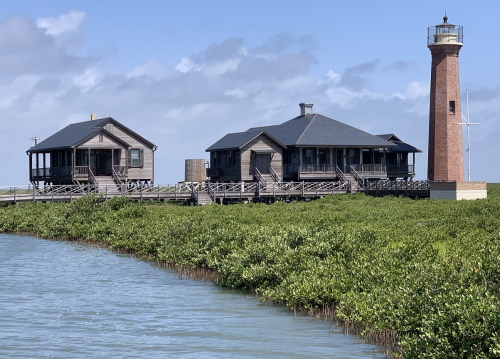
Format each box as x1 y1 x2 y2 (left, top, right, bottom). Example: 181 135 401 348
0 180 430 205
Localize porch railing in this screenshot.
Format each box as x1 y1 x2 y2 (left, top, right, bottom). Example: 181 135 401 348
299 164 336 174
74 166 89 177
386 165 415 177
350 164 386 175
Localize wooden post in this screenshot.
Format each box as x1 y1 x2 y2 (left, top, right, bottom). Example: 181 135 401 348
72 148 76 178
36 153 39 177
330 148 333 171
29 153 32 182
413 152 416 175
43 153 46 178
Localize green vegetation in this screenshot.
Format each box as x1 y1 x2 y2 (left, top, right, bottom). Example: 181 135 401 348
2 185 500 358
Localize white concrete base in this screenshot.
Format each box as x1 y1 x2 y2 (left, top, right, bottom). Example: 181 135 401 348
430 189 487 200
429 181 487 200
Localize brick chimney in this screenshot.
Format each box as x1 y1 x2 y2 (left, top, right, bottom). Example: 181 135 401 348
299 103 313 116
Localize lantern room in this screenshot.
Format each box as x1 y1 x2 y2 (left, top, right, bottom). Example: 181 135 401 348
427 16 463 46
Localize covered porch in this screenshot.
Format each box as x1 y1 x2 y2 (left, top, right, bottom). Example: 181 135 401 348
282 147 396 180
29 147 129 185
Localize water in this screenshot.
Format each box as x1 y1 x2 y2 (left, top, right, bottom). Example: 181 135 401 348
0 234 384 358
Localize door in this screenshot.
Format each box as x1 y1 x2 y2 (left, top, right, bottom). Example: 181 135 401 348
336 149 344 172
255 154 271 174
89 150 97 175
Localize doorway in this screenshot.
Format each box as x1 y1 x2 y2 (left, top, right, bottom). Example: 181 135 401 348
254 154 271 174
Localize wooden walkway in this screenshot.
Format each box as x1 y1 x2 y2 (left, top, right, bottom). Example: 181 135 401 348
0 180 429 205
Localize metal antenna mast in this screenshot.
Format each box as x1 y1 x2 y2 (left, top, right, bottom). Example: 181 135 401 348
30 137 39 146
459 89 480 181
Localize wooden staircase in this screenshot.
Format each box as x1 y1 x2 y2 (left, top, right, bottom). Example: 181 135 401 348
94 176 119 193
343 173 362 194
196 191 213 205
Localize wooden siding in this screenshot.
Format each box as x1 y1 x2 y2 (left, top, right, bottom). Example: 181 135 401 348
108 124 153 180
77 124 154 181
209 150 242 182
240 135 283 181
79 133 126 149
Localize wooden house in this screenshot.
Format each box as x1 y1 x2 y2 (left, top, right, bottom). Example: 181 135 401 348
27 115 157 187
206 103 421 182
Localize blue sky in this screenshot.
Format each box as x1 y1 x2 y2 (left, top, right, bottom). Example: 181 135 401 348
1 0 499 185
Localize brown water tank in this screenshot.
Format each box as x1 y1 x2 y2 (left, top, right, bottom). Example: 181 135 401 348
185 159 206 182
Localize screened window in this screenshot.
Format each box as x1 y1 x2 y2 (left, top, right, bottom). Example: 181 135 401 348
128 149 144 168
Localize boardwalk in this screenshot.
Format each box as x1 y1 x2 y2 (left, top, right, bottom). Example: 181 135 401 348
0 180 429 205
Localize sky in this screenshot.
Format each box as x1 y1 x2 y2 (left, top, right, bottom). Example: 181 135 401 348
0 0 499 186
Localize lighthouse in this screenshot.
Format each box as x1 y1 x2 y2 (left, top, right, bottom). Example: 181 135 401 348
427 16 464 182
427 16 487 200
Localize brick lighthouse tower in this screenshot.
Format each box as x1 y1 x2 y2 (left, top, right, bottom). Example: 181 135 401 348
427 16 464 182
427 16 487 200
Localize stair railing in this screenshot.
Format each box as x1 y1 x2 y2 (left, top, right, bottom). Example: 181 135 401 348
349 165 365 189
253 167 267 188
111 167 123 186
269 166 282 184
191 185 199 205
88 167 98 191
206 183 216 202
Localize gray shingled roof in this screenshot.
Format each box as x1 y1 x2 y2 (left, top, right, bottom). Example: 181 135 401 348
206 130 286 151
249 114 397 148
375 134 422 153
28 117 156 152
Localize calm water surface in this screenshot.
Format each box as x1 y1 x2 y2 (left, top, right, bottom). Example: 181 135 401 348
0 234 384 358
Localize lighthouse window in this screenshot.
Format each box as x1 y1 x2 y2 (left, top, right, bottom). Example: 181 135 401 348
449 101 456 114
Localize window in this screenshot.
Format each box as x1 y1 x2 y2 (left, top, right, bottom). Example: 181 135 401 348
302 148 312 165
99 134 104 142
228 150 234 165
128 149 144 168
212 152 219 167
449 101 456 114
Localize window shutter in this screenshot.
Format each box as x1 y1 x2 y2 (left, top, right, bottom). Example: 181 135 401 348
139 149 144 167
127 150 131 168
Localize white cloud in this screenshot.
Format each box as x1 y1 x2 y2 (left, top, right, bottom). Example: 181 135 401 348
72 67 100 92
225 88 247 99
325 70 341 84
37 11 86 36
175 57 195 73
127 59 173 80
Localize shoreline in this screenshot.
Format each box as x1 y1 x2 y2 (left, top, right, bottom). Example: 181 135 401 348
2 189 500 357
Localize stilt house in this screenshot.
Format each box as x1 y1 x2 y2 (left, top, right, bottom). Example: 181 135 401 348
27 115 157 187
206 103 421 183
